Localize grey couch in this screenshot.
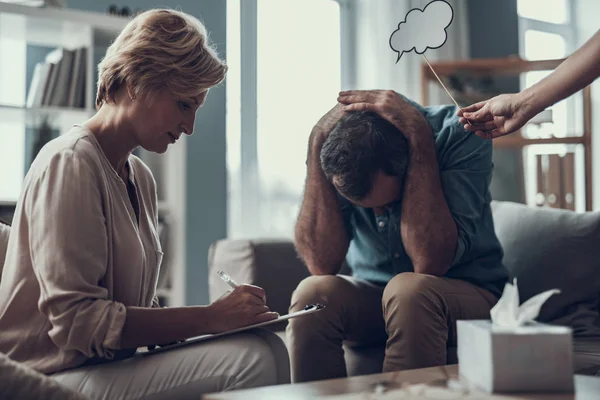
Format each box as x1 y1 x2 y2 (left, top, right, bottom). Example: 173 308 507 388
209 200 600 376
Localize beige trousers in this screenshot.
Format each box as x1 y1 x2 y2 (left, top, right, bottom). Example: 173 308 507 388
51 329 290 400
286 272 497 383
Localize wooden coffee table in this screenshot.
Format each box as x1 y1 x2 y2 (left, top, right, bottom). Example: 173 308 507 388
202 364 600 399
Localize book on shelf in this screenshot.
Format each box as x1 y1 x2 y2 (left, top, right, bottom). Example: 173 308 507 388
26 62 51 107
26 46 87 109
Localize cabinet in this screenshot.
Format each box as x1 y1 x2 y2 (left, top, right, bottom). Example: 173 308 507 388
0 2 186 306
420 56 593 211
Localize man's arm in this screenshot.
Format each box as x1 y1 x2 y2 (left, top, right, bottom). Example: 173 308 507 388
294 105 350 276
400 133 457 276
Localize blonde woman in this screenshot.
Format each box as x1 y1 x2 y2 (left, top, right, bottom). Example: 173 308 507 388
0 9 289 399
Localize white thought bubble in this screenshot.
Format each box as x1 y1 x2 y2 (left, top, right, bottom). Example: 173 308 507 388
389 0 454 62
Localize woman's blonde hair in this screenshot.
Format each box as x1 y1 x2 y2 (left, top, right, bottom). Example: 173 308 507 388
96 8 227 108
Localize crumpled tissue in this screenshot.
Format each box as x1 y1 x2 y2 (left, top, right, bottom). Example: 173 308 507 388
490 278 560 328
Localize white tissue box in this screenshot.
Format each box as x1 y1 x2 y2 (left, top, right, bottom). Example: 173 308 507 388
457 320 574 393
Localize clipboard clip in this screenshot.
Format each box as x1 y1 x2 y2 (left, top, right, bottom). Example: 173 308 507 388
304 303 325 311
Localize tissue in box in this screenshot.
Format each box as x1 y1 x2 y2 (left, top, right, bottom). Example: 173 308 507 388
457 320 574 393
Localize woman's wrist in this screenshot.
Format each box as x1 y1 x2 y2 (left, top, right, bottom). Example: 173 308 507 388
194 304 221 334
517 87 546 121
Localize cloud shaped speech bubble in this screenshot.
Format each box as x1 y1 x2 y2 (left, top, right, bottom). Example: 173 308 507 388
389 0 454 63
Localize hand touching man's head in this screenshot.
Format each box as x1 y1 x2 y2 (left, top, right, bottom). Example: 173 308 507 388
320 111 409 209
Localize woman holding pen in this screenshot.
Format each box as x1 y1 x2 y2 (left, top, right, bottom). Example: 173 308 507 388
0 8 288 400
457 29 600 139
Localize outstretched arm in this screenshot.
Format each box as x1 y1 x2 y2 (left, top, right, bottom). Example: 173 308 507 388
459 29 600 138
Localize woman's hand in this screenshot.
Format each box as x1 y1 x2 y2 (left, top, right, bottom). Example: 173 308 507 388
124 286 277 349
337 90 431 145
207 284 279 333
457 93 537 139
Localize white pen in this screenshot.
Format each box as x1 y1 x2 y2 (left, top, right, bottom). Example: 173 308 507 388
217 270 239 289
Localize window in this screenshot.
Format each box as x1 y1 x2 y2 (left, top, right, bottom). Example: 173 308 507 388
227 0 341 238
517 0 568 24
523 30 566 61
0 31 26 202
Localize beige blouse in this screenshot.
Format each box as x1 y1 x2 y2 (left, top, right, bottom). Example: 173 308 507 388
0 126 163 374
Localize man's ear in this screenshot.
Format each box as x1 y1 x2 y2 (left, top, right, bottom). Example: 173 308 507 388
331 175 342 188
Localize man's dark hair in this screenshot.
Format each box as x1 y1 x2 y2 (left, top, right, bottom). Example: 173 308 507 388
320 111 409 201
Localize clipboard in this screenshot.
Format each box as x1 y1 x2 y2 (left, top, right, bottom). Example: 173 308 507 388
144 303 325 355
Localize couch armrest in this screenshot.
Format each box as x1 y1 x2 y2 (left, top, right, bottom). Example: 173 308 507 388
208 239 311 326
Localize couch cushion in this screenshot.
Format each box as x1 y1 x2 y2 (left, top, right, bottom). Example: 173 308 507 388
491 201 600 336
208 239 311 320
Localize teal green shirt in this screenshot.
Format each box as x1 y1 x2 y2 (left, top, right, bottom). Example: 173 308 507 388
339 101 508 297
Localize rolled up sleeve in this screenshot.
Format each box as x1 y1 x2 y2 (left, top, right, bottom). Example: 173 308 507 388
438 129 493 266
26 150 126 359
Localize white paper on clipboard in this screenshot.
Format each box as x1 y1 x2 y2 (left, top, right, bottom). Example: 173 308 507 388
143 303 325 355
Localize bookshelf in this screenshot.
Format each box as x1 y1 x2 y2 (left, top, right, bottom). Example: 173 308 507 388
421 56 593 212
0 2 187 307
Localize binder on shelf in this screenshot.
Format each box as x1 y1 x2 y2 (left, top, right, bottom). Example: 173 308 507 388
47 48 75 107
68 48 87 108
26 46 87 110
26 62 51 108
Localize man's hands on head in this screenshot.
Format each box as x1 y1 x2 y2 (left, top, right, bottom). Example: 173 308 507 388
337 89 457 277
337 90 432 145
207 284 278 333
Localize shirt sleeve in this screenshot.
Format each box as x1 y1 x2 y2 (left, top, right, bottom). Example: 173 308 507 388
25 150 127 359
437 128 494 266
